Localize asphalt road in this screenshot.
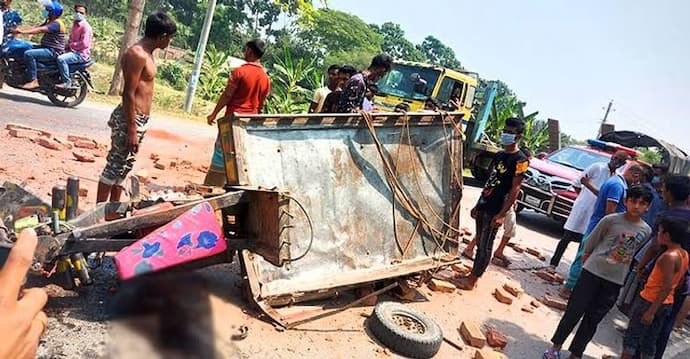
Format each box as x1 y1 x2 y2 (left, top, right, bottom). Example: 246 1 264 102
0 87 215 141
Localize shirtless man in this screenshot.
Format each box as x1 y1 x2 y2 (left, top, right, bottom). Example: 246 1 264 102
96 11 176 202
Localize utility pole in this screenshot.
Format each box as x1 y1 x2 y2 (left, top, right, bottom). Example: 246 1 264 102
598 100 614 137
184 0 217 113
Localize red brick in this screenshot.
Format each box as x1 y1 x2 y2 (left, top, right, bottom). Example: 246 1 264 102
493 288 513 305
150 153 160 161
180 160 192 168
542 295 568 310
503 283 523 298
460 321 486 348
169 161 177 168
72 151 95 163
429 279 456 293
67 134 94 143
530 299 542 308
74 140 97 149
451 263 472 276
6 123 51 137
475 348 507 359
521 305 534 313
78 188 88 197
9 128 40 139
462 237 471 244
36 137 60 151
485 327 508 349
154 163 166 170
536 270 562 284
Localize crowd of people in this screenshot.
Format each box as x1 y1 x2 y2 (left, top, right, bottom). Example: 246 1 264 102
2 4 689 358
456 111 689 358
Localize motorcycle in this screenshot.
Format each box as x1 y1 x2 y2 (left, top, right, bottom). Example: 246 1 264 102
0 39 94 108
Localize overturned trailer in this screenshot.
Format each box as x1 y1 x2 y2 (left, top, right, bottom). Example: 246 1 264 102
12 111 466 328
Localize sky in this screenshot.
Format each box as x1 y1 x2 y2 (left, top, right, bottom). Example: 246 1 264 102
327 0 690 152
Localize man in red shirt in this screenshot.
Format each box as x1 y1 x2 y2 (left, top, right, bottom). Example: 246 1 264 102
205 39 271 186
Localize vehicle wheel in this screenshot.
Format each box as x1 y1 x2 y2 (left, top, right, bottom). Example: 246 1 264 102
47 76 88 108
368 302 443 359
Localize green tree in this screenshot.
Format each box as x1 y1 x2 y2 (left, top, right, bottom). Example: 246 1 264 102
638 147 662 164
296 8 383 68
416 35 461 69
265 47 318 114
371 22 425 62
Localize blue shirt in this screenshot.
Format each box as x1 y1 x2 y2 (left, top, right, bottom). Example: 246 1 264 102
585 174 627 234
2 9 22 44
641 182 664 227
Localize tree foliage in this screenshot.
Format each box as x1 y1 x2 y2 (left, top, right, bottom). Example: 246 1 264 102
371 22 425 62
416 36 461 69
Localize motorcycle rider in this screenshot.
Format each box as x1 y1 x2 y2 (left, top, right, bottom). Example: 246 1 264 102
14 0 66 90
55 4 91 89
1 0 22 46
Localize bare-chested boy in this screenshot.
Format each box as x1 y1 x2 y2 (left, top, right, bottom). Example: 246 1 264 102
96 11 176 203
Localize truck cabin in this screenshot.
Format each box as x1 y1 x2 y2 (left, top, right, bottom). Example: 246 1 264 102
374 62 477 120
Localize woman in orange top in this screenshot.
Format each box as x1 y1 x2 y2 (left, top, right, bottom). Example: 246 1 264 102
621 216 690 359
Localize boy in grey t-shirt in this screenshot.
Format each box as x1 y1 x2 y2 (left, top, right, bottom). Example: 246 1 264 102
544 185 653 359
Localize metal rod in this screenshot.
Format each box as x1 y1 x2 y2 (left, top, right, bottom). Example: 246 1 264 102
52 185 66 220
66 177 79 220
286 282 399 329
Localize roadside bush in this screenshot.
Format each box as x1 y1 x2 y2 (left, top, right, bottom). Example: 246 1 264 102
158 60 189 91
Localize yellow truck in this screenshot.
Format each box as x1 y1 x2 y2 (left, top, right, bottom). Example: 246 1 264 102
374 61 499 180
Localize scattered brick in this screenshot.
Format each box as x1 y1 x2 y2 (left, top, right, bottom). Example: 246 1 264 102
493 288 513 305
72 151 95 163
6 123 51 137
394 279 418 301
36 137 60 151
169 161 177 168
521 305 534 313
74 140 97 149
485 327 508 349
9 128 40 139
154 163 166 170
462 237 471 244
429 279 456 293
67 134 94 143
503 283 523 298
451 263 472 276
530 299 542 308
536 270 562 284
180 160 193 168
78 188 88 197
475 348 507 359
542 295 568 310
460 321 486 348
150 153 160 161
526 247 541 257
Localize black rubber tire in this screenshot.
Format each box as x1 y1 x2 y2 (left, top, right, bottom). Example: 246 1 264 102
47 76 88 108
368 302 443 359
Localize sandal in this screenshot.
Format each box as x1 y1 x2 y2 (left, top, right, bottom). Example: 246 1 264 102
492 254 512 267
543 348 561 359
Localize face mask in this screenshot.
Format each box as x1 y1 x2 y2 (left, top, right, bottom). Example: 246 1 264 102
500 132 517 146
74 12 85 22
41 9 49 18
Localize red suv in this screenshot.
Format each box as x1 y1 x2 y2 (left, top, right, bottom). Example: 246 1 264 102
517 140 640 221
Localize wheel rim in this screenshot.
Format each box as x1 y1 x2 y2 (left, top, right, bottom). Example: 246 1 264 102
391 313 426 335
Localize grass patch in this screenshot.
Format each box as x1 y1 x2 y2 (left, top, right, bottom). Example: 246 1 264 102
88 63 214 122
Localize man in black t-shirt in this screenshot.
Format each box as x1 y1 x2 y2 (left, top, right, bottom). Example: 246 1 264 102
457 117 530 290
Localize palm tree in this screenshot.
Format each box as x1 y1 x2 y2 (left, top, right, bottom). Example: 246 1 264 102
264 47 318 114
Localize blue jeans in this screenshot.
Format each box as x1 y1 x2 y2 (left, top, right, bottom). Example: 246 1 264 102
56 52 84 85
565 230 592 289
24 48 57 81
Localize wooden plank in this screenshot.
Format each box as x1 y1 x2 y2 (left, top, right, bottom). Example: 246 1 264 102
71 191 247 239
218 119 240 185
261 257 461 299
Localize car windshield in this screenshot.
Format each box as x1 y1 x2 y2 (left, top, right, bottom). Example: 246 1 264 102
376 64 441 100
547 147 610 171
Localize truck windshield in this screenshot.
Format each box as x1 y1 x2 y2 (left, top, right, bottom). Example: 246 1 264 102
376 65 441 101
547 147 610 171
